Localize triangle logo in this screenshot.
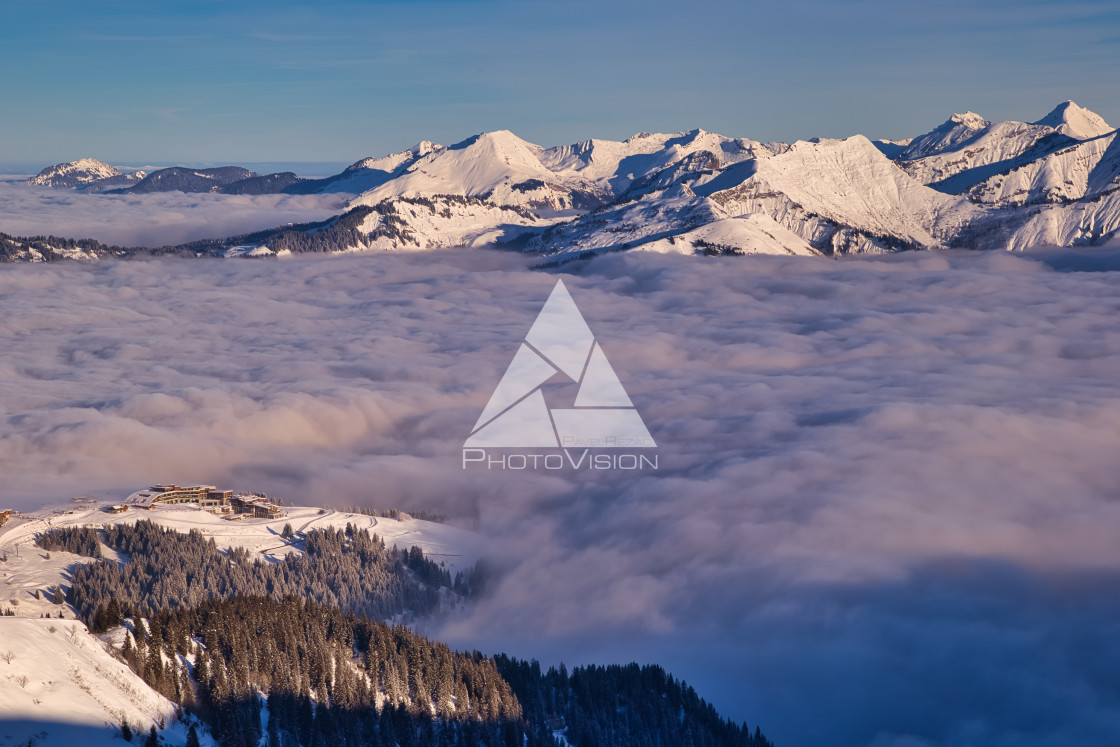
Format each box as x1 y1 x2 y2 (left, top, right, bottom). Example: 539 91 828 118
466 280 656 449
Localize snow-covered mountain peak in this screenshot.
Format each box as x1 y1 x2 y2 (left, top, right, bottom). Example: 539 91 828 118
27 158 121 188
353 129 601 211
899 112 992 160
1033 100 1113 140
467 129 544 158
64 157 116 173
950 111 988 128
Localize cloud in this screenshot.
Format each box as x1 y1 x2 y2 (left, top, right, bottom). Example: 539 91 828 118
2 248 1120 745
0 179 347 246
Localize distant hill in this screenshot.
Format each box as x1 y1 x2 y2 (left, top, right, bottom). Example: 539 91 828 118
27 158 144 190
118 165 259 193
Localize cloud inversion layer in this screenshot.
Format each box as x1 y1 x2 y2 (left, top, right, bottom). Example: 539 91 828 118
0 179 346 246
2 249 1119 746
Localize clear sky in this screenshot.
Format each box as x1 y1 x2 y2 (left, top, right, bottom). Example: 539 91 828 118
2 0 1119 166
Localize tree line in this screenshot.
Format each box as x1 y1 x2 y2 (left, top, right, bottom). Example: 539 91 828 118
109 595 771 747
39 521 477 628
495 657 772 747
40 523 774 747
117 595 529 747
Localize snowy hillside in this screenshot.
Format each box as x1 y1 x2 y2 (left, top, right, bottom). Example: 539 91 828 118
965 130 1120 206
637 213 818 257
711 135 980 254
0 618 186 747
289 141 443 195
0 502 482 584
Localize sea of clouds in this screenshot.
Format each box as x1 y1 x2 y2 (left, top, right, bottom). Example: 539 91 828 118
0 178 347 246
2 248 1120 746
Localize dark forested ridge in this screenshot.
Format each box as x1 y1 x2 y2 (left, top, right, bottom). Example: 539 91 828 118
42 521 475 628
495 657 772 747
181 205 377 255
121 596 527 747
112 596 770 747
40 523 772 747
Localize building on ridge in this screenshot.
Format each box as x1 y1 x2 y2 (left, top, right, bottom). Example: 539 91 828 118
124 484 285 519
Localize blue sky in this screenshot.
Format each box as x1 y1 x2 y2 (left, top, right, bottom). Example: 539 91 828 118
2 0 1119 165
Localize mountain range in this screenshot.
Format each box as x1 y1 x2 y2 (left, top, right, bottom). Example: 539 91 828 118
12 100 1120 262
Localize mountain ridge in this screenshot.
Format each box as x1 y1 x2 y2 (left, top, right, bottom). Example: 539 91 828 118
10 100 1120 262
0 500 771 747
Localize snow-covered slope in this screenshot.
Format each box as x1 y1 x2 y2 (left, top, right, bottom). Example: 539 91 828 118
27 159 121 189
525 183 727 257
0 618 182 747
998 190 1120 251
354 195 548 251
0 502 483 581
290 141 444 195
900 121 1074 191
637 213 819 257
964 131 1120 206
709 135 979 253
